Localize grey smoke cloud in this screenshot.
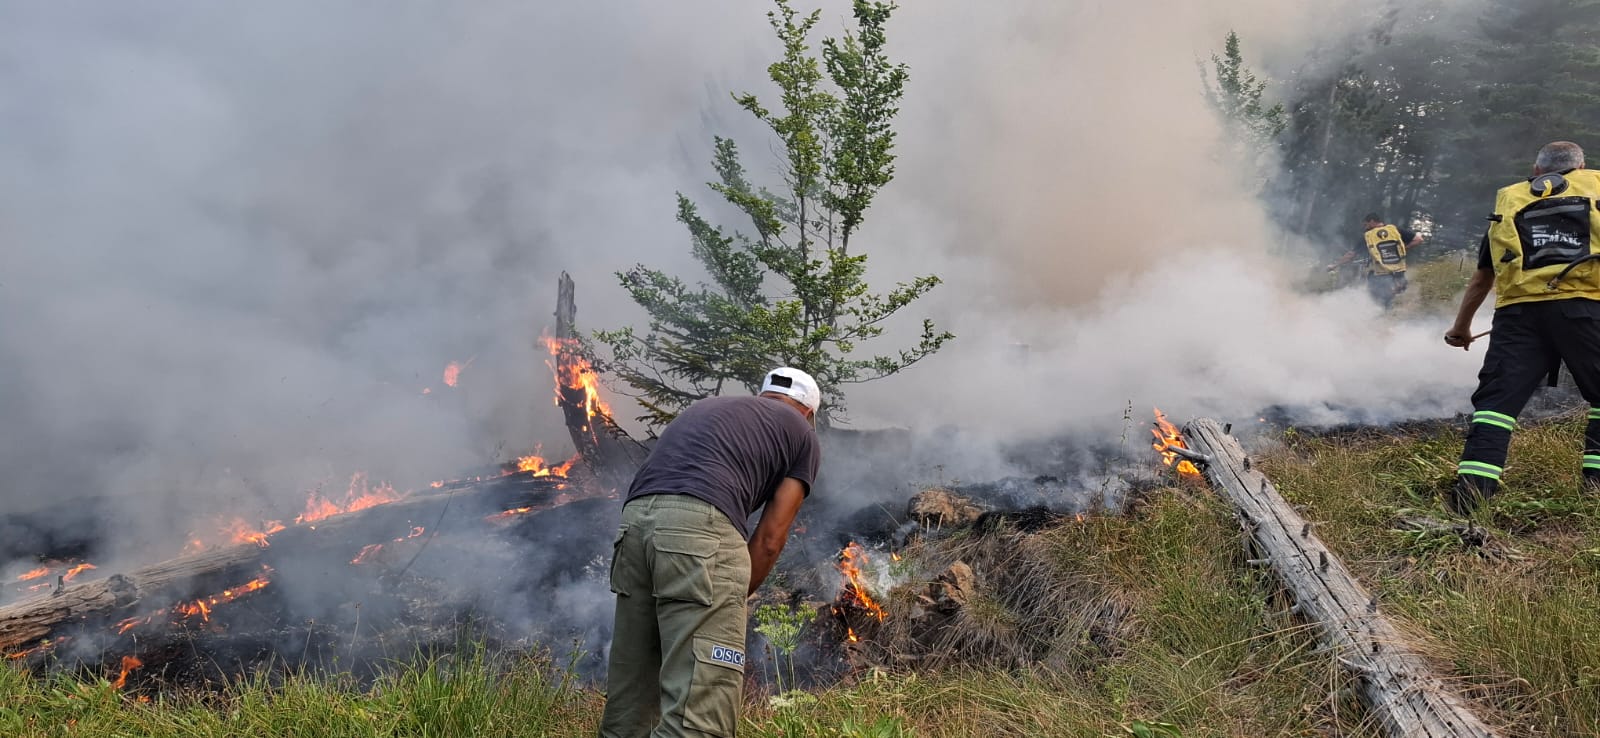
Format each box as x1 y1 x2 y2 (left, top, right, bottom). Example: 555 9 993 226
839 0 1486 434
0 0 1486 562
0 1 763 546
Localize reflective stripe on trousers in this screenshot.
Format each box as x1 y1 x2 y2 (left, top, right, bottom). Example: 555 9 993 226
1459 301 1600 483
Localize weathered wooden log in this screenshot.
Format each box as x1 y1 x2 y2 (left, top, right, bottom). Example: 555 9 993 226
1181 418 1500 738
0 473 571 654
550 271 648 491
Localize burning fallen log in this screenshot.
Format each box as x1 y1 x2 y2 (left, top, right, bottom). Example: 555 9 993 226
0 472 574 655
4 276 644 674
1177 418 1500 738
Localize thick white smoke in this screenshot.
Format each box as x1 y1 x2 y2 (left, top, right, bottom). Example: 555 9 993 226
0 0 1488 562
841 0 1486 435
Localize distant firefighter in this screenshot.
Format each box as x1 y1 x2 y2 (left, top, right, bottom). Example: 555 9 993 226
1337 213 1422 309
1444 141 1600 514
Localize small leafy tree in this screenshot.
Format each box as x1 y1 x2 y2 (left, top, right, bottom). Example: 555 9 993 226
1201 31 1287 174
596 0 951 428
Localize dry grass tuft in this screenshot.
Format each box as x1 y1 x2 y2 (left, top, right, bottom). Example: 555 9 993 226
1264 414 1600 736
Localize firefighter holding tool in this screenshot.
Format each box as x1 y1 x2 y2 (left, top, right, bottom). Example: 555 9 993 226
1337 213 1422 309
1443 141 1600 515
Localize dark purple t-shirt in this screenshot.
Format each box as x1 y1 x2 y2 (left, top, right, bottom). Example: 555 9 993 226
626 395 820 539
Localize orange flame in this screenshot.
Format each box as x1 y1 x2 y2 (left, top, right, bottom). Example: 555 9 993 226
114 563 275 627
5 638 66 661
838 543 886 621
111 656 144 690
542 336 612 421
172 572 273 624
350 544 385 565
13 562 96 588
515 453 576 477
443 361 463 387
295 473 402 525
488 486 576 523
224 519 287 548
349 527 427 564
1151 408 1201 477
846 627 859 643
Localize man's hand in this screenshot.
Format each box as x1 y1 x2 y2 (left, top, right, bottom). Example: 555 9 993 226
1448 267 1495 351
746 479 806 596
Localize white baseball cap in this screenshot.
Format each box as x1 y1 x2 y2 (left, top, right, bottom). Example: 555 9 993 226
760 367 821 412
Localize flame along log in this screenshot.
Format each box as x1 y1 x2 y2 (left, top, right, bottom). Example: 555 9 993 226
0 473 572 655
549 271 649 492
1179 418 1499 738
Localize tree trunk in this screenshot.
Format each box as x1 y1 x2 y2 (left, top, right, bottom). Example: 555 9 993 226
1296 78 1344 237
1180 418 1501 738
550 272 649 492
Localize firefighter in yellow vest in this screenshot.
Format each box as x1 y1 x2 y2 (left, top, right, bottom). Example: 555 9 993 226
1340 213 1422 308
1443 140 1600 514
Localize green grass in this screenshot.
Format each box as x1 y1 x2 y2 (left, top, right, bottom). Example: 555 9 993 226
1296 249 1475 318
7 419 1598 736
0 648 602 738
1400 250 1478 316
1263 415 1600 737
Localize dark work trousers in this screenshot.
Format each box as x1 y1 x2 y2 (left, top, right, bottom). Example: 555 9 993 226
1366 272 1407 309
1459 298 1600 490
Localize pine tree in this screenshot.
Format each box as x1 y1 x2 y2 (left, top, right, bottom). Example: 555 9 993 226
1203 30 1287 161
1445 0 1600 199
596 0 950 429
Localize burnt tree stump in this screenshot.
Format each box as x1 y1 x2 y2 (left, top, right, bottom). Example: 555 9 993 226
550 271 647 492
1180 418 1499 738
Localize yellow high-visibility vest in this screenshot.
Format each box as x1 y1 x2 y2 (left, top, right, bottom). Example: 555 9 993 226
1363 224 1408 275
1487 169 1600 308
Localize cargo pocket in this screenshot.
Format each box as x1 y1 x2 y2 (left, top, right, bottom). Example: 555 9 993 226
683 636 744 737
651 532 718 605
608 525 628 596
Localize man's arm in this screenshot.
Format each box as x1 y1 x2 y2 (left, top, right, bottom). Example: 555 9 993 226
746 479 806 596
1445 267 1494 349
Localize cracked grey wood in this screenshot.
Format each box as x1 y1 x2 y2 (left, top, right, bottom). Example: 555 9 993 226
1182 418 1499 738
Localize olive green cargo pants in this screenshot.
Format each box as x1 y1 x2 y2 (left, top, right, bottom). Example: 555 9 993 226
599 494 751 738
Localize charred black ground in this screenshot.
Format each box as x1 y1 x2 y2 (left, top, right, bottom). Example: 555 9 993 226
2 424 1158 695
